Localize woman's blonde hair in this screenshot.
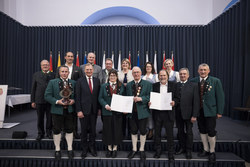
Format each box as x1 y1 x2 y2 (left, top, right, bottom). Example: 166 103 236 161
121 58 131 70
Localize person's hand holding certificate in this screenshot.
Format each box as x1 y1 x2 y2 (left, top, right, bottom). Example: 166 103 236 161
110 94 134 113
149 92 172 110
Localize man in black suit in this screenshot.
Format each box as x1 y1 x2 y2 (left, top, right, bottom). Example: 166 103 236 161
76 63 100 159
56 51 83 139
150 69 176 163
31 60 55 141
101 58 114 84
174 68 199 159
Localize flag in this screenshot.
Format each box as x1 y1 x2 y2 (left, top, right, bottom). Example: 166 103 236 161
111 51 114 69
57 51 61 67
154 51 157 73
145 51 149 63
162 51 166 70
76 51 80 67
102 51 106 69
118 51 121 71
137 51 140 67
129 51 131 69
49 51 53 72
84 51 87 64
171 51 174 70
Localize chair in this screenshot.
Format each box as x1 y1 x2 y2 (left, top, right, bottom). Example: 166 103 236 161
233 96 250 125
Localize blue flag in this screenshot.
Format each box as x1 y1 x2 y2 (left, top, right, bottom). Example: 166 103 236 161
84 52 87 64
137 52 140 67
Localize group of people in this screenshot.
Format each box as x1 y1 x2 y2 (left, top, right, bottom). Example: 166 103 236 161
31 51 225 164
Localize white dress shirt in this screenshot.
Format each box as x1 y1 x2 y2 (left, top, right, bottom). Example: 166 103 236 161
65 63 73 79
86 75 93 91
160 82 168 94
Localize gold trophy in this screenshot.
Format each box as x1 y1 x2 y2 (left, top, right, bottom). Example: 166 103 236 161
59 84 72 109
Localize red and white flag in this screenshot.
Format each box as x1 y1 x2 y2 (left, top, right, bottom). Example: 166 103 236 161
162 51 166 70
76 51 80 67
171 51 174 70
49 51 53 72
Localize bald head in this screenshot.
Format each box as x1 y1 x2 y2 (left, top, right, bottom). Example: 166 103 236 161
87 52 96 64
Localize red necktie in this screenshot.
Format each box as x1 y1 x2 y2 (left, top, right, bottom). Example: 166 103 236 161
89 77 93 93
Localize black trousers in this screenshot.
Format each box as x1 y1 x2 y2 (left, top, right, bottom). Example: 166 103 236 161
154 111 175 154
129 113 148 135
52 110 74 134
79 113 97 151
197 109 217 137
176 109 193 152
102 114 123 145
36 103 52 135
72 111 78 134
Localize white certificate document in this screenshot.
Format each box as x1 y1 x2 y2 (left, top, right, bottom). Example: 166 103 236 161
111 94 134 113
149 92 172 110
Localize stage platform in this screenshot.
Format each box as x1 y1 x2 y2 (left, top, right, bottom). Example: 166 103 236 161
0 150 245 167
0 109 249 167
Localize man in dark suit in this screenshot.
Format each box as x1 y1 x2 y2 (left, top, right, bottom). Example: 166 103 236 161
80 52 102 82
76 63 101 159
56 51 83 139
101 58 115 84
190 63 225 164
44 65 76 160
174 68 199 159
150 69 176 163
126 66 152 161
31 60 55 141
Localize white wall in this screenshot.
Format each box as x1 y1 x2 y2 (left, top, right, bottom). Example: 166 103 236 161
212 0 232 21
0 0 231 26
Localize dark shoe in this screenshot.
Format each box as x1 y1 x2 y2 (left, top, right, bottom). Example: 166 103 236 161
147 129 153 140
186 152 192 159
168 154 175 163
89 147 97 157
73 132 80 139
197 150 210 157
55 151 61 160
68 150 74 159
209 152 216 164
81 150 87 159
127 151 137 159
36 134 44 141
112 151 117 158
153 150 161 159
176 148 186 155
106 150 112 158
140 151 146 160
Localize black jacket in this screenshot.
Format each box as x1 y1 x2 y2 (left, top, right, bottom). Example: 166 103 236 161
31 71 55 104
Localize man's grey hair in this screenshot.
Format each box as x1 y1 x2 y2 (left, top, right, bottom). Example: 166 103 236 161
84 63 93 70
59 65 69 71
87 52 96 58
179 68 190 75
105 58 113 63
198 63 210 70
132 66 141 72
40 60 49 65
